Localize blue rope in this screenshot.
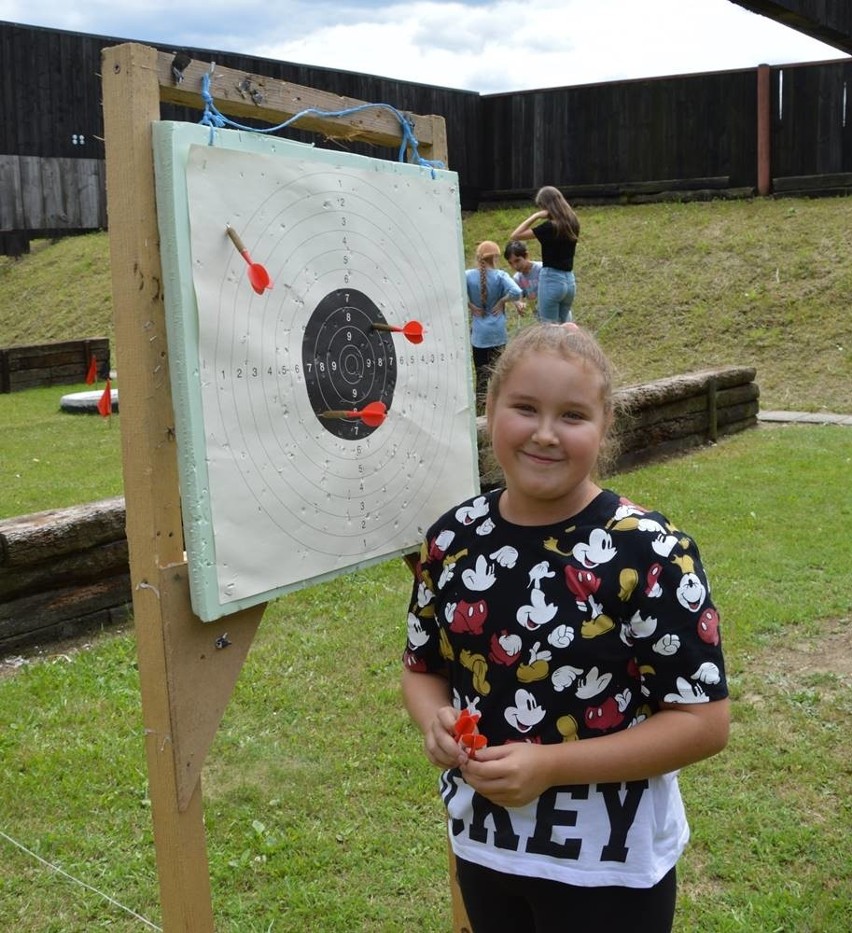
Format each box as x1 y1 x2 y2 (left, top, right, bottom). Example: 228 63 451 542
198 72 444 174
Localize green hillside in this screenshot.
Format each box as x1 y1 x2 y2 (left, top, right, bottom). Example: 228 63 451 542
2 195 850 412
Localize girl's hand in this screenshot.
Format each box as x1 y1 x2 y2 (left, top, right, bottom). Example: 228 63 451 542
459 742 553 808
423 705 467 769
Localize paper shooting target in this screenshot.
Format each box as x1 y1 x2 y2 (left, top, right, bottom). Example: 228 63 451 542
302 288 397 441
153 122 478 622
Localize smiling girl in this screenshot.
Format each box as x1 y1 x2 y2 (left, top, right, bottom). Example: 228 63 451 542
401 323 729 933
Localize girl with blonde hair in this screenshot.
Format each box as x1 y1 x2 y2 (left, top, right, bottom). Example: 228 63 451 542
465 240 522 413
402 323 729 932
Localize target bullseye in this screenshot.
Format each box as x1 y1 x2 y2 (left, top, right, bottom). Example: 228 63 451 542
302 288 397 440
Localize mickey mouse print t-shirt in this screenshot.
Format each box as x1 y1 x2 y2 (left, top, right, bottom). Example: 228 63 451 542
403 488 727 888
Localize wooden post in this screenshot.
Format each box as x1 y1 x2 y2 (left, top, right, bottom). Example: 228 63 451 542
102 42 227 931
101 41 456 931
757 64 772 197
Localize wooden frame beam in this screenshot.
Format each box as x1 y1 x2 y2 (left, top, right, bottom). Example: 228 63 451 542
155 50 447 163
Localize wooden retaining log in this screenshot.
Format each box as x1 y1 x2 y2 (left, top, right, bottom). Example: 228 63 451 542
618 382 759 432
615 366 756 408
477 366 759 486
773 173 852 197
0 496 126 567
0 496 131 653
0 539 129 601
0 575 132 647
0 338 110 393
616 409 759 471
618 397 760 455
0 591 132 654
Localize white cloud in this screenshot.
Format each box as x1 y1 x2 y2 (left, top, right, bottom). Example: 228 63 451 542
252 0 847 93
0 0 846 93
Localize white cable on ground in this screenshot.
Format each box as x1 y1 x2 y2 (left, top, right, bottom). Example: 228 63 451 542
0 829 162 930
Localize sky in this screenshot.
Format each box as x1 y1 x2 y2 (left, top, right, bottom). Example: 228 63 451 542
1 0 848 94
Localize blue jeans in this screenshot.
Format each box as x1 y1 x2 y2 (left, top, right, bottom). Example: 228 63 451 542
537 267 576 323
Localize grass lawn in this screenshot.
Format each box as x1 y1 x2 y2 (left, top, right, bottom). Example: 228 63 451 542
1 196 851 929
1 422 850 931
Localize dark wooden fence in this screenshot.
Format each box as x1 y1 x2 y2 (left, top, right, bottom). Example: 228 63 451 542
0 156 106 232
481 68 763 201
1 21 851 254
0 19 482 253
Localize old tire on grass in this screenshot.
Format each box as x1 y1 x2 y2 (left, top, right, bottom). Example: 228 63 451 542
59 389 119 414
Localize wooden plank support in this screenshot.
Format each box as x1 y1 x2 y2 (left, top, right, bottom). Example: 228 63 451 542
756 64 772 196
155 50 448 165
102 40 220 931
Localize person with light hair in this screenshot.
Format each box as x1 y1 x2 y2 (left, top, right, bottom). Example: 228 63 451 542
465 240 522 413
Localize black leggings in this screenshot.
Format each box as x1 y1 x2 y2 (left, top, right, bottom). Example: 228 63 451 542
472 344 504 413
455 857 677 933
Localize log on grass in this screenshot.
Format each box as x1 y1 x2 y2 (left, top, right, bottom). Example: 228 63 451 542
0 538 129 600
0 497 126 567
0 574 132 642
0 603 133 655
614 367 756 410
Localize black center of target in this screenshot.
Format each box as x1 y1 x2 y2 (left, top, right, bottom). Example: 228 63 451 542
302 288 398 440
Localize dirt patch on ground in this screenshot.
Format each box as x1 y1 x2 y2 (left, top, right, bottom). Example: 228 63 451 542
744 619 852 682
0 624 132 680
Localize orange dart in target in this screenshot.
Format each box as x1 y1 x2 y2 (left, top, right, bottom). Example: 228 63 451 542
225 224 272 294
319 400 387 428
371 320 424 344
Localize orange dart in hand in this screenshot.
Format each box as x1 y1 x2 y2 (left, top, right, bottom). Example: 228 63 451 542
453 709 487 758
